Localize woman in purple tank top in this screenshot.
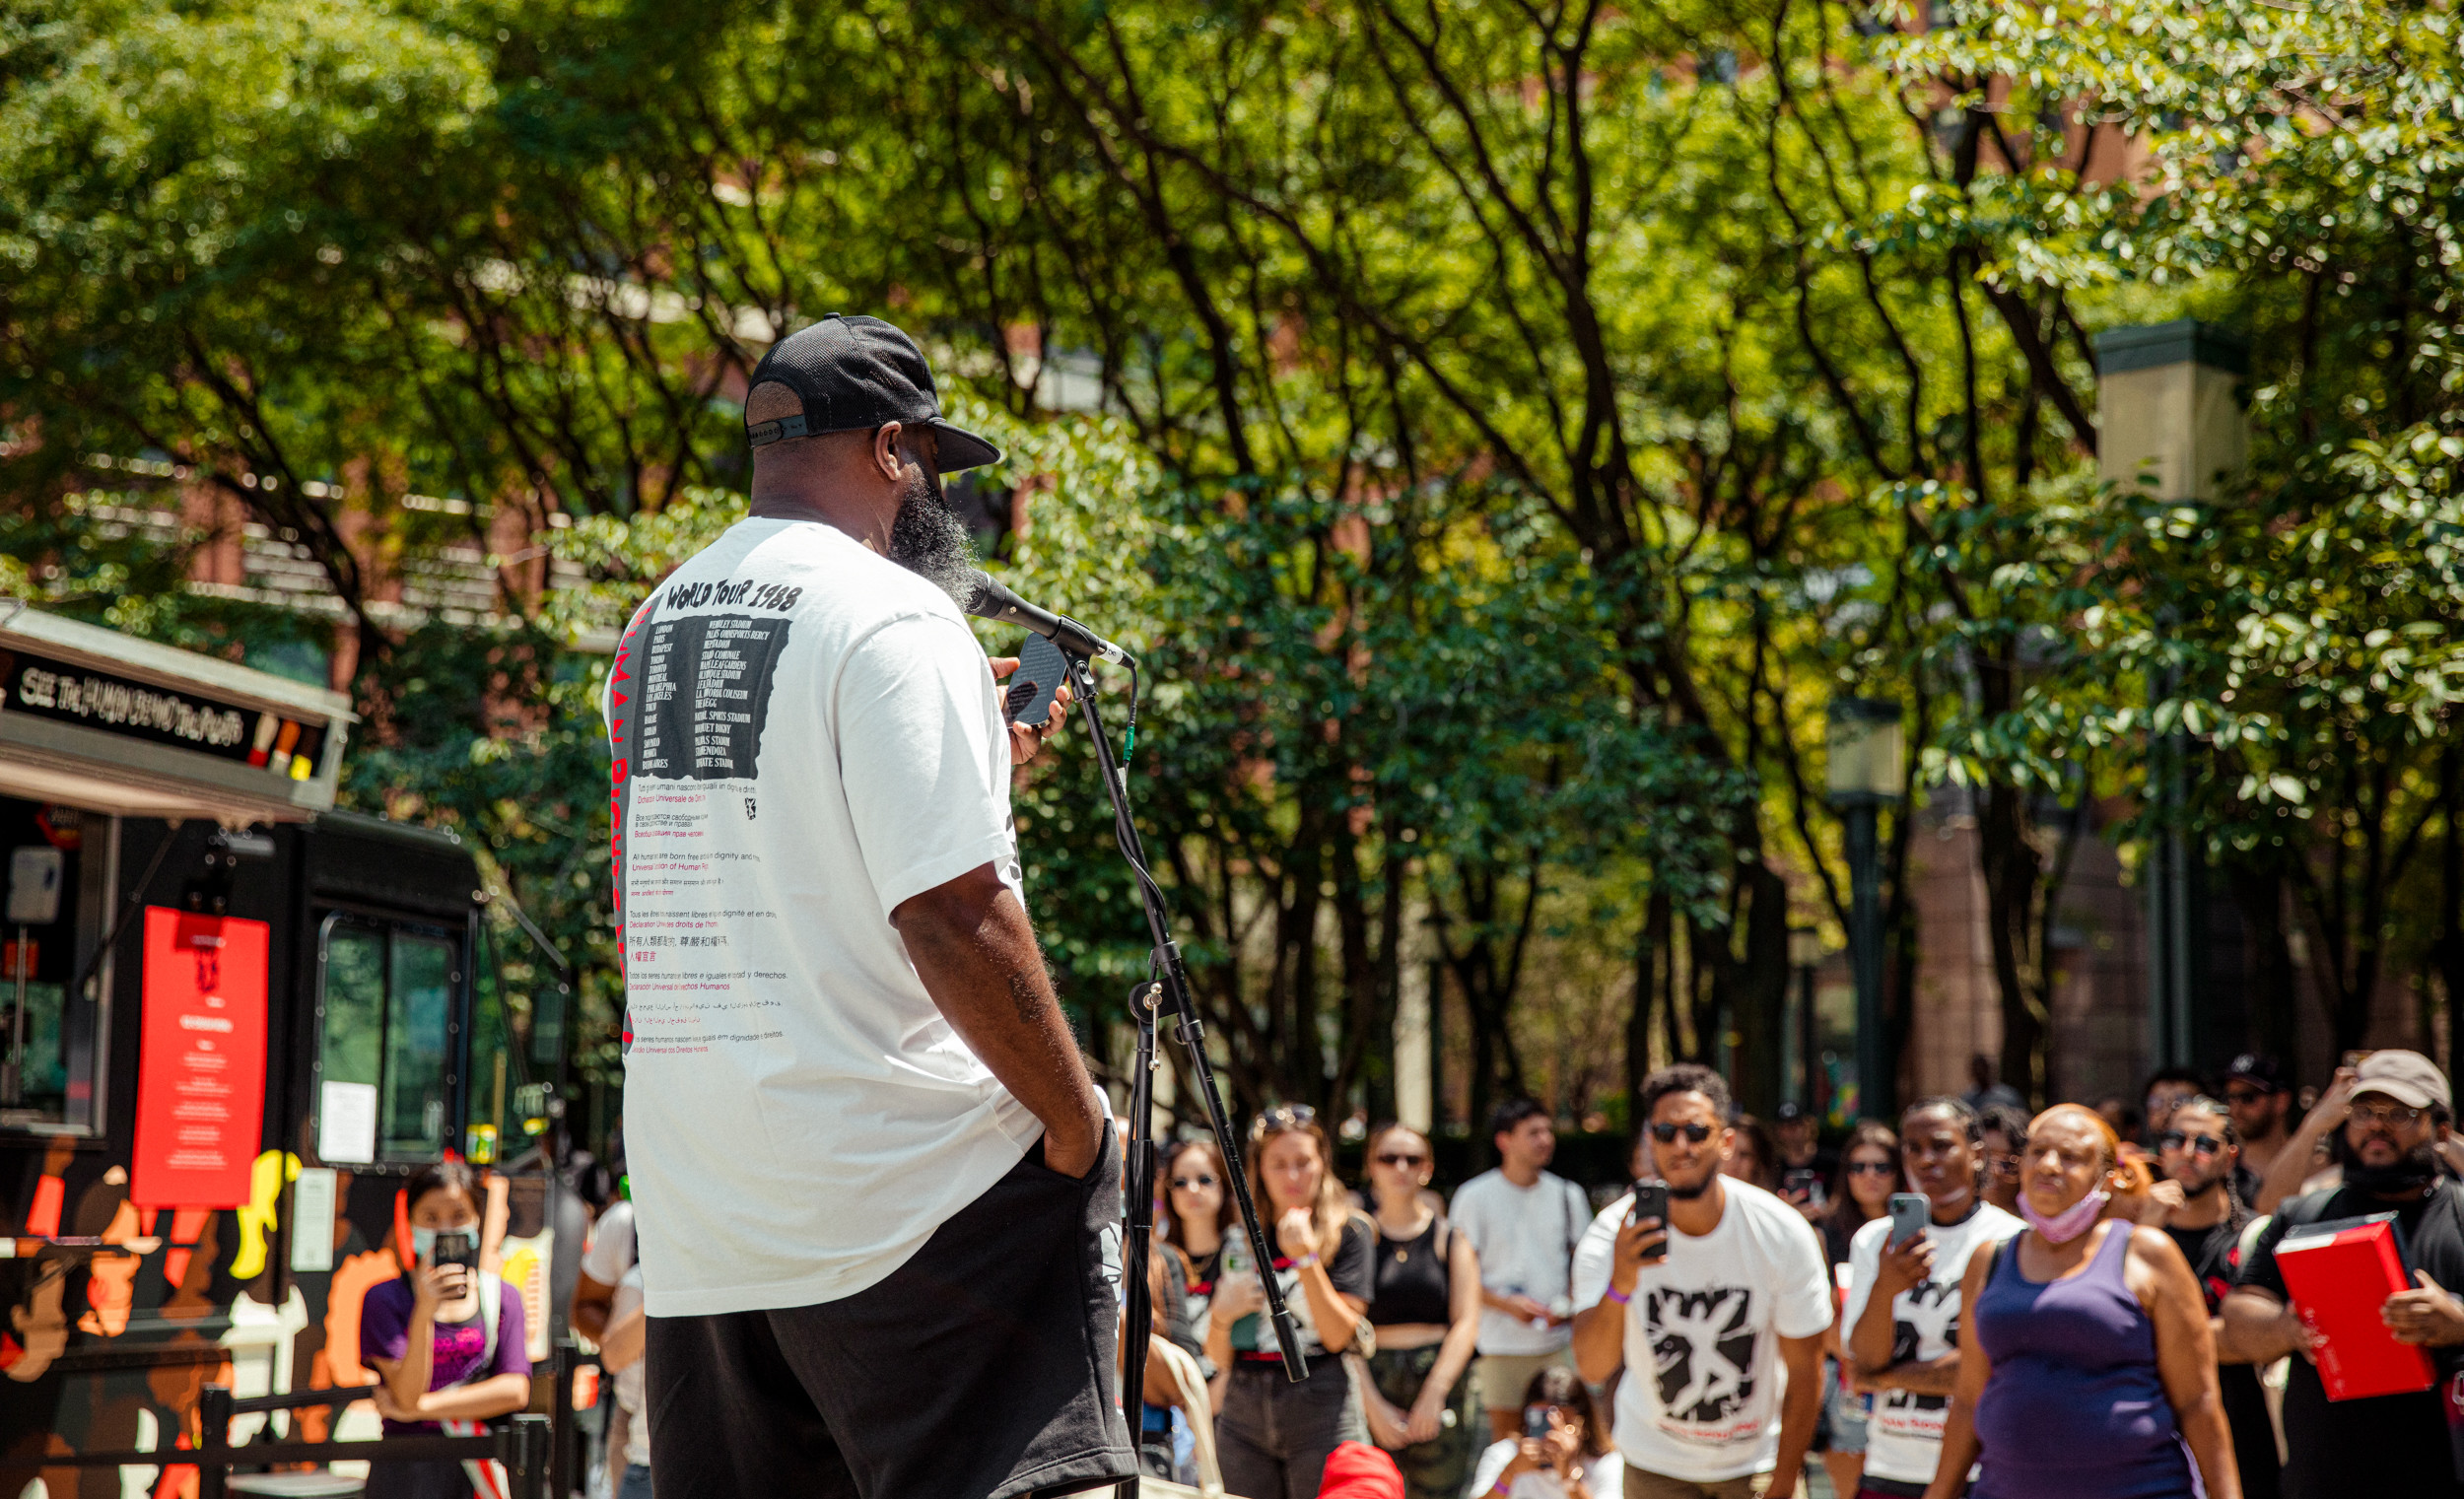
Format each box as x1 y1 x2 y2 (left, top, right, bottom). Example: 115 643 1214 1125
1921 1106 2241 1499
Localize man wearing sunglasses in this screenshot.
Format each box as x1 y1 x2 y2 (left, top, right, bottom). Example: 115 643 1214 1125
1569 1065 1829 1499
2222 1054 2294 1206
2140 1098 2279 1499
2225 1050 2464 1499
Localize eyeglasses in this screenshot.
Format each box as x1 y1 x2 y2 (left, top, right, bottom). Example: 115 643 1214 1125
1845 1160 1896 1177
2154 1131 2224 1157
2224 1087 2272 1105
1649 1123 1715 1144
2352 1102 2426 1129
1374 1152 1428 1169
1170 1175 1219 1191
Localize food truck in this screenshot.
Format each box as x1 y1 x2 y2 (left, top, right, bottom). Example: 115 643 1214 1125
0 605 581 1494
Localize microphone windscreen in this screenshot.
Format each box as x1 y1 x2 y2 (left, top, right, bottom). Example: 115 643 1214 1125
962 570 1022 622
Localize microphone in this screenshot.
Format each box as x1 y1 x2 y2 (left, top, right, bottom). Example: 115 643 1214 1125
963 572 1129 665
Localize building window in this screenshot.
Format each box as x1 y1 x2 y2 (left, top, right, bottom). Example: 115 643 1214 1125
0 798 111 1135
313 915 458 1164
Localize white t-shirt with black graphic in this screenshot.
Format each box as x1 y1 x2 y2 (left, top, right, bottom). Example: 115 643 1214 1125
1570 1180 1833 1484
601 517 1040 1317
1840 1201 2021 1486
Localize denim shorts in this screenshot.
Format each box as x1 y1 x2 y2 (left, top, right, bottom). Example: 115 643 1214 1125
1820 1359 1869 1455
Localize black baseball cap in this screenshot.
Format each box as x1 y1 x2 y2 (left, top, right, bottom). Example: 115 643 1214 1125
1775 1101 1809 1124
744 313 1001 471
2224 1054 2287 1093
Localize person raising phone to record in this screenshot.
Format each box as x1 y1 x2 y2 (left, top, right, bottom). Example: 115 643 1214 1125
1843 1099 2020 1499
1570 1065 1831 1499
359 1161 532 1499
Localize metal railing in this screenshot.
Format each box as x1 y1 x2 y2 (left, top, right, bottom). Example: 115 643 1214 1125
33 1385 551 1499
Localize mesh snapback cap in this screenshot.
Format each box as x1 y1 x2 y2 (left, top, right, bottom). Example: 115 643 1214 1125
744 313 1001 471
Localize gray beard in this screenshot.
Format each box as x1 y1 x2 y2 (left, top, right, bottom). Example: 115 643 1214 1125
886 470 977 602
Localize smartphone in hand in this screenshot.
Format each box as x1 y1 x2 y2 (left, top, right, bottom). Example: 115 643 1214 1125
1629 1180 1672 1263
1887 1192 1929 1249
433 1229 479 1276
1006 635 1069 724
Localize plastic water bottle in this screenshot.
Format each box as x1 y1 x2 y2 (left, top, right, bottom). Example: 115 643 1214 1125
1222 1230 1253 1279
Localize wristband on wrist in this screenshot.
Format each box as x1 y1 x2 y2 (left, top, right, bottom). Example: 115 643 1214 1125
1603 1284 1632 1305
1299 1252 1320 1267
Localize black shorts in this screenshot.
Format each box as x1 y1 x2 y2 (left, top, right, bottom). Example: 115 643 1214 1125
644 1128 1137 1499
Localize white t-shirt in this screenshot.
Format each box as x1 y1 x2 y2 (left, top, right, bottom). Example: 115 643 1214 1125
582 1202 649 1468
1468 1438 1623 1499
602 518 1041 1316
1451 1169 1592 1355
609 1267 649 1467
1570 1180 1832 1483
1839 1202 2021 1485
581 1200 639 1288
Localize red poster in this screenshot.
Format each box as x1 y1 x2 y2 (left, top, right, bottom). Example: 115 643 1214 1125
130 908 270 1208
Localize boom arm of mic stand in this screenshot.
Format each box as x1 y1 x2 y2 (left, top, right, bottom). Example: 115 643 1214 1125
1064 654 1312 1389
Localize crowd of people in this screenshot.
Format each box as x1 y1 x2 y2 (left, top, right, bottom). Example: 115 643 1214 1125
1095 1046 2464 1499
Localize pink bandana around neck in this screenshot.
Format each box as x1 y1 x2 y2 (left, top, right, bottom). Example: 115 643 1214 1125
2020 1188 2109 1244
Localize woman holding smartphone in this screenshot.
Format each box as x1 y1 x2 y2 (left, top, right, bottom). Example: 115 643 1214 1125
1467 1366 1620 1499
1207 1105 1376 1499
360 1161 533 1499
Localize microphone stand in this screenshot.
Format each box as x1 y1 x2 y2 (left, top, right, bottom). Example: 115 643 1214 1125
1052 648 1310 1490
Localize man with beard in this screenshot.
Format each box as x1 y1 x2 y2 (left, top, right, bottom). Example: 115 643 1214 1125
2222 1054 2295 1205
2144 1098 2279 1499
1843 1099 2019 1499
603 314 1133 1498
1570 1065 1830 1499
2224 1050 2464 1499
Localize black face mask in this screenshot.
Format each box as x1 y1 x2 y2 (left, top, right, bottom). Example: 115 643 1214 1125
885 465 977 602
2344 1140 2443 1197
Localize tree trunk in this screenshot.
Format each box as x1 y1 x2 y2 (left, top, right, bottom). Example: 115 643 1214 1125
2228 861 2298 1065
1980 780 2048 1106
2441 746 2464 1088
1627 890 1671 1124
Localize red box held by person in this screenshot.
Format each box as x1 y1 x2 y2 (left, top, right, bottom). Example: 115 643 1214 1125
2274 1211 2436 1401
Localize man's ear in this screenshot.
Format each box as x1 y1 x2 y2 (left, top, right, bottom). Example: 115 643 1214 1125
870 421 907 485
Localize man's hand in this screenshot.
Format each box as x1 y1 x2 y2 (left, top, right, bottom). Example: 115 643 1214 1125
2280 1306 2321 1363
2309 1067 2361 1135
1608 1214 1670 1297
1875 1231 1936 1299
2140 1179 2188 1228
2384 1270 2464 1347
990 656 1074 767
1498 1292 1552 1325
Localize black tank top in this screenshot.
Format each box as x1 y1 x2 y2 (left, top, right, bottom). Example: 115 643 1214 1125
1365 1216 1452 1327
